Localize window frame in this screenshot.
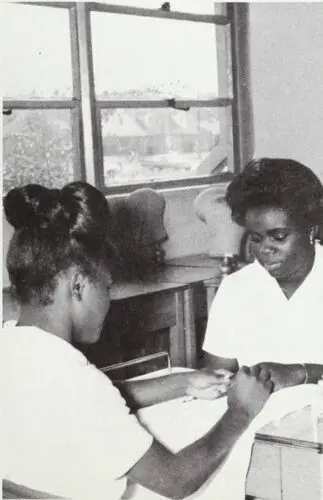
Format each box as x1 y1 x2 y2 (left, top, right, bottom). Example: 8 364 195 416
3 1 249 194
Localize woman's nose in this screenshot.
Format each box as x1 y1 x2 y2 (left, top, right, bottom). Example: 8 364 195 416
262 240 277 255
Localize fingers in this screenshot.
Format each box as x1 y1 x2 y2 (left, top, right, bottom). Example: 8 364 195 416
186 385 226 400
240 365 272 383
249 365 261 378
258 368 271 383
265 378 274 393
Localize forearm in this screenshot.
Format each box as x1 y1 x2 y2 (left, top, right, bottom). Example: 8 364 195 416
174 409 251 497
129 407 252 499
262 363 323 392
303 364 323 384
201 351 239 372
114 372 190 410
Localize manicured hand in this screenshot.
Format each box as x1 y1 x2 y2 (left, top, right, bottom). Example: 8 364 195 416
227 365 273 419
186 368 234 400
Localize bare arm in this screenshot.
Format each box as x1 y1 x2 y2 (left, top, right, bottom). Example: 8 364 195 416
128 366 273 499
114 372 190 410
254 362 323 391
114 368 235 410
129 409 250 499
202 351 239 373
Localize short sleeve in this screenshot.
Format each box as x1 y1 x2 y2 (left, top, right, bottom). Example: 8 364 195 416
202 276 240 360
1 329 154 500
75 364 154 480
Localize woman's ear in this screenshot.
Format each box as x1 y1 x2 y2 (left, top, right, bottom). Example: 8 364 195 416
70 271 86 301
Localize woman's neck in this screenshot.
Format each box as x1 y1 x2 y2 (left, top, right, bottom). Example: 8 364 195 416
17 304 71 343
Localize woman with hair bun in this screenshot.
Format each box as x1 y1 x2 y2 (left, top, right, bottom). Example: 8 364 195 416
1 181 273 500
203 158 323 390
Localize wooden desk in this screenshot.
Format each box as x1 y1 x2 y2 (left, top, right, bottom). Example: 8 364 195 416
145 265 220 367
166 253 223 269
203 277 221 313
109 280 189 367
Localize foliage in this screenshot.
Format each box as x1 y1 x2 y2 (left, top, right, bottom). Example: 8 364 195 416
3 109 75 193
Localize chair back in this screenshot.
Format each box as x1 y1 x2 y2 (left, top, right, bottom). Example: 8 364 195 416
100 351 171 379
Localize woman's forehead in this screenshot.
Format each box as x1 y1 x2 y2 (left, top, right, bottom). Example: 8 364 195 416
245 206 292 230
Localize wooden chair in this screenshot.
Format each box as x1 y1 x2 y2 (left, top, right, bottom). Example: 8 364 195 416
100 350 172 379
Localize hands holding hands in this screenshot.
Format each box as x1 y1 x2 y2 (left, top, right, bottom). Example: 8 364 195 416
250 362 307 392
185 361 308 423
186 365 274 421
227 365 273 419
186 368 234 401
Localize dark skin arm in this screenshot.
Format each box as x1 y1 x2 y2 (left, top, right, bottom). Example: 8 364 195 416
128 366 273 499
114 372 190 410
201 351 239 373
252 362 323 391
114 368 235 410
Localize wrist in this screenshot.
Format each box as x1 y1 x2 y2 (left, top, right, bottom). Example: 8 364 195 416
226 407 253 429
296 363 308 385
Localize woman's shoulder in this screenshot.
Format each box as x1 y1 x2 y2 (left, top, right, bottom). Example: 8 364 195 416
1 325 88 368
223 259 263 287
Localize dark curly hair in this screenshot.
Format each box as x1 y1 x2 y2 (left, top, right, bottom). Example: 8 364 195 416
226 158 323 238
4 182 117 305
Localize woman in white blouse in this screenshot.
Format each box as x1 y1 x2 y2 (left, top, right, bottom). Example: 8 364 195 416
203 157 323 390
1 181 272 500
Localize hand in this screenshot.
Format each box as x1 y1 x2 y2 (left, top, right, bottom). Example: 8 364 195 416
186 368 234 400
252 362 306 391
227 365 273 420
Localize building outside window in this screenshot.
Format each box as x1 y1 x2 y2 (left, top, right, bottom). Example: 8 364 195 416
2 1 247 194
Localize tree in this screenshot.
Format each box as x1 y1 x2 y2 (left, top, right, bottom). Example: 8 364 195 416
3 109 75 193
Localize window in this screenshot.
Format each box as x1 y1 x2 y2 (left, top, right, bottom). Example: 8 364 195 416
2 1 244 194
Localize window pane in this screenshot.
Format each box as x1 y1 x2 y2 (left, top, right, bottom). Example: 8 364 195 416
3 110 76 193
101 107 232 186
92 13 229 99
98 0 226 15
2 3 73 98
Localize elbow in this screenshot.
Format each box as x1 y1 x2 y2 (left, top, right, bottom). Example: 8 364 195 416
154 474 200 499
167 470 204 499
169 483 200 499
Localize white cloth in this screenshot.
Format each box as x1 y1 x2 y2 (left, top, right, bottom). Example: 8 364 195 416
0 326 153 500
133 385 320 500
203 243 323 366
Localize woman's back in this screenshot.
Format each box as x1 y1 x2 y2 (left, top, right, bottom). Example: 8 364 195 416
1 325 152 500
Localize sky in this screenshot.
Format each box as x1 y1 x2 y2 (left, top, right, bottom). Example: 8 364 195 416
1 1 223 99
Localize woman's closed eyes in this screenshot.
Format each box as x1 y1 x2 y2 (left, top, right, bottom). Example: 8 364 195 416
249 231 288 244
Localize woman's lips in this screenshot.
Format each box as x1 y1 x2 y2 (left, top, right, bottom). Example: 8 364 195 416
262 261 282 271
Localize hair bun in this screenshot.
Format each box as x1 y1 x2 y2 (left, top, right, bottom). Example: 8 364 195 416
4 184 61 230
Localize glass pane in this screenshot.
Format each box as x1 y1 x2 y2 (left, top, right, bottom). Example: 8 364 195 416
98 1 226 15
3 110 76 193
101 107 232 186
92 12 229 99
2 3 73 98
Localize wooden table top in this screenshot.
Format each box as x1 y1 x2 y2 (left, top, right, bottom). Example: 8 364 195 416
166 254 224 269
145 265 221 285
110 279 188 301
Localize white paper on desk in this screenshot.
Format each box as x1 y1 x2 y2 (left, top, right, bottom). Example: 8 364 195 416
137 397 228 453
134 384 320 500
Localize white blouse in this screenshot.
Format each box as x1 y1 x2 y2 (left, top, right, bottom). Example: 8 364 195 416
203 244 323 366
0 326 153 500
